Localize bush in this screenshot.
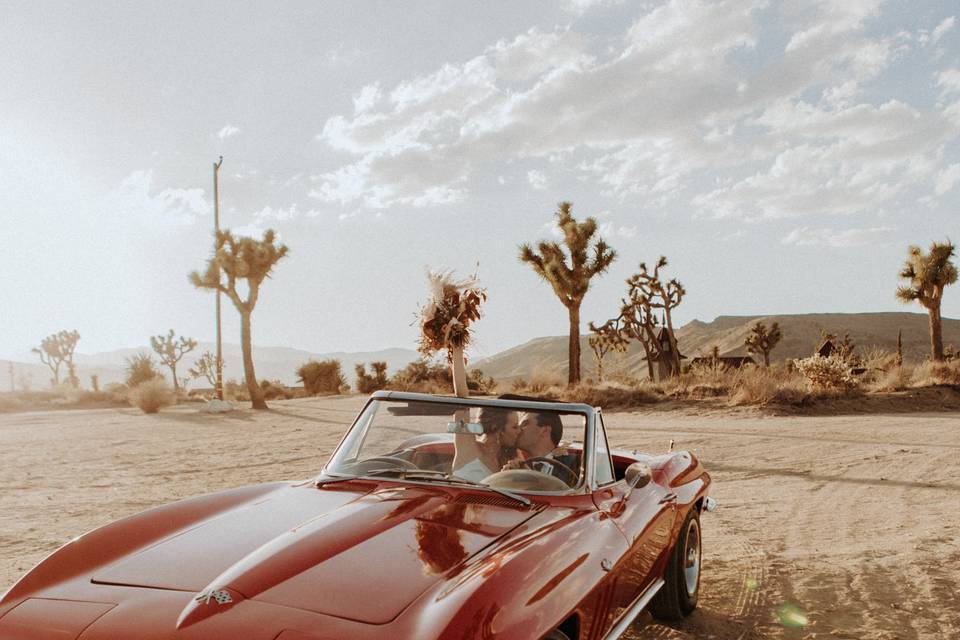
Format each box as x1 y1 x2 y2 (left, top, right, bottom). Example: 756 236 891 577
125 353 163 387
224 378 250 401
260 379 293 400
128 378 174 414
729 366 806 405
794 355 859 392
559 383 660 409
355 361 388 394
298 359 346 395
911 360 960 386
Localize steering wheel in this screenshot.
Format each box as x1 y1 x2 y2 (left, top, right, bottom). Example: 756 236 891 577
521 457 577 486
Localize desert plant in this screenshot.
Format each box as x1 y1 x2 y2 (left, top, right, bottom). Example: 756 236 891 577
297 359 346 395
190 229 289 409
150 330 198 393
355 361 389 393
259 379 291 400
90 374 100 392
125 353 162 387
910 360 960 386
744 321 782 367
32 330 80 388
223 378 250 401
794 355 859 391
189 351 221 389
587 316 629 383
623 257 685 377
519 202 617 385
128 378 175 414
896 241 957 362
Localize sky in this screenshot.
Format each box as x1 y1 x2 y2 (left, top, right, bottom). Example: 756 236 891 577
1 0 958 363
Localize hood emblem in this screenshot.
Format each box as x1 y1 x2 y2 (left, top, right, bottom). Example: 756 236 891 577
195 589 233 605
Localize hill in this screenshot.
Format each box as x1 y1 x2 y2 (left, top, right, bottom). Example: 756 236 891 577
1 344 419 391
469 312 960 381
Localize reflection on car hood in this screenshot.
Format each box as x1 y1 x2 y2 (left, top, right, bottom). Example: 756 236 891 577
92 483 539 624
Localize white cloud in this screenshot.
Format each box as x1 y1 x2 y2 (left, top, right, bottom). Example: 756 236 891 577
781 225 896 247
217 125 240 140
253 203 320 222
937 69 960 98
314 2 959 215
919 16 956 46
563 0 623 16
353 83 382 113
935 164 960 196
104 170 208 227
527 169 547 190
599 220 638 239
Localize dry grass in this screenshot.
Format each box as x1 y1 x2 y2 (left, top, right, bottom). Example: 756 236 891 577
128 378 175 414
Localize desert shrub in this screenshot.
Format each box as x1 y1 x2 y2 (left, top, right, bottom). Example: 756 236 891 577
794 355 859 392
911 360 960 386
560 383 660 409
526 367 565 394
387 359 462 394
511 377 528 392
729 366 806 405
355 362 388 394
469 369 496 395
224 378 250 401
125 353 163 387
128 378 174 414
870 365 914 392
260 379 292 400
297 359 346 395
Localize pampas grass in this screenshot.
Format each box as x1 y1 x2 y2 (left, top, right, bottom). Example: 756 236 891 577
418 269 486 358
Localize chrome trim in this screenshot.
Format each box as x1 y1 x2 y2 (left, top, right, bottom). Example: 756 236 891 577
603 578 665 640
703 496 718 512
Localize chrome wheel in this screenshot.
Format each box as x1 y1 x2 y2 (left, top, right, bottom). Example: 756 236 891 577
683 517 701 597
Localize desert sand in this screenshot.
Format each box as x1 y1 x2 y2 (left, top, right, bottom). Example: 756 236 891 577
1 397 957 639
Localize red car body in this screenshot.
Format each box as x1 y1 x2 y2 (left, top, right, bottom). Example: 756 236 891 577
0 392 712 640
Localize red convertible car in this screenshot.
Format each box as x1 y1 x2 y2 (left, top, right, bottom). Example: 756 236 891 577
0 391 714 639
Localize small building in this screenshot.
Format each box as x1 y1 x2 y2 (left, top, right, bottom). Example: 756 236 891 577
690 355 756 370
816 339 836 358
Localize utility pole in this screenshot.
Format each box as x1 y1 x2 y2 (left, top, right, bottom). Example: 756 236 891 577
213 156 224 400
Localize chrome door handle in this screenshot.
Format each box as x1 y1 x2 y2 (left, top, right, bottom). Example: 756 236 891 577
659 493 678 504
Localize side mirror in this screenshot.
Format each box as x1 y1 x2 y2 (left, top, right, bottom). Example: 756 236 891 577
623 462 652 499
447 421 484 435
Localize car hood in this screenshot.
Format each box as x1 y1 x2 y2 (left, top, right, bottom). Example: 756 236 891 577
91 483 538 624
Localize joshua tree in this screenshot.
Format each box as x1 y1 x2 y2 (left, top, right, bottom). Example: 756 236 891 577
744 321 782 367
896 241 957 362
519 202 617 384
189 351 221 389
616 296 660 380
625 257 685 375
32 330 80 388
587 316 628 383
150 329 198 393
190 229 289 409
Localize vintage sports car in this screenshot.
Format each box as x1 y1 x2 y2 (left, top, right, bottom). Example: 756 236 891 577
0 391 714 639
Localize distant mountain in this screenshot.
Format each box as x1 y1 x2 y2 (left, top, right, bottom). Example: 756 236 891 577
1 343 419 391
469 312 960 381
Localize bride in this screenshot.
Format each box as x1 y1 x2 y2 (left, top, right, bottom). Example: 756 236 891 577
452 407 521 482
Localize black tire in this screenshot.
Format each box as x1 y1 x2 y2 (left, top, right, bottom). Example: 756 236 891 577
649 507 701 620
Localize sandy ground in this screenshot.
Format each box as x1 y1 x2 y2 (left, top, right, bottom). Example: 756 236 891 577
1 397 958 639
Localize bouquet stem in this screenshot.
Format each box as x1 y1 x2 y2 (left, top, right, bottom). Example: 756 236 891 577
451 346 469 398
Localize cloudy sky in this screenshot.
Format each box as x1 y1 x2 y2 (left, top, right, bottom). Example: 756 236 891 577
2 0 958 362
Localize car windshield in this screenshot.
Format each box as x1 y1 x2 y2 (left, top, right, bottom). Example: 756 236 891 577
324 398 589 494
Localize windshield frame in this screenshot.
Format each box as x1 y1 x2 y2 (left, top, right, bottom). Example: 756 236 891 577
320 390 598 495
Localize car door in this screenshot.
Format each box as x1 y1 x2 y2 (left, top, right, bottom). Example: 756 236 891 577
591 413 677 612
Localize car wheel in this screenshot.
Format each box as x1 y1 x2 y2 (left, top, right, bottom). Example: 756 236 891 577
543 630 571 640
649 507 701 621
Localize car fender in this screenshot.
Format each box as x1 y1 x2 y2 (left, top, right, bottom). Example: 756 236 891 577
398 499 629 640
